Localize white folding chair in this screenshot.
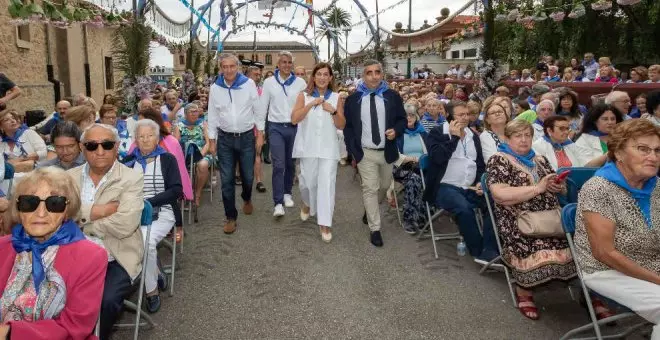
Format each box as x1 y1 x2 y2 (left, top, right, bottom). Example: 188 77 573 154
159 230 177 297
114 200 156 340
416 155 461 259
559 204 651 340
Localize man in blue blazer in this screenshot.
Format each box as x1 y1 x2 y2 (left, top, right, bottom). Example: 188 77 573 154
343 60 407 247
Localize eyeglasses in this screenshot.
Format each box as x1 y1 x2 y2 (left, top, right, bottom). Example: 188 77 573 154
83 140 116 152
16 195 68 213
634 145 660 157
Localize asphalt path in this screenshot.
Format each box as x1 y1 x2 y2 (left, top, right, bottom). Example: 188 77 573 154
115 164 647 340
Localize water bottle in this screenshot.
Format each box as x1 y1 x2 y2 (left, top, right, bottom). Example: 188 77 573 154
457 237 467 257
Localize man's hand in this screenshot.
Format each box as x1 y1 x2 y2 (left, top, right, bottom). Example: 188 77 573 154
209 140 216 155
448 120 463 138
385 129 396 141
91 201 120 221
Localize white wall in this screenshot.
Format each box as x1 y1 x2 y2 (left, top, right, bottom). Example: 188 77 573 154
445 37 481 60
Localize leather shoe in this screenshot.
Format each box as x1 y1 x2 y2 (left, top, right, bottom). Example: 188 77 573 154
370 231 383 247
243 201 253 215
146 295 161 313
256 182 267 193
223 220 236 234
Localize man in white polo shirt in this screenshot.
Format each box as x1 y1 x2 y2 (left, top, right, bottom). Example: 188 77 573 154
208 53 265 234
258 51 307 217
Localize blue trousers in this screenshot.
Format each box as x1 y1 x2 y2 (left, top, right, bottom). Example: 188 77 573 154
434 183 499 258
216 130 255 220
268 122 297 205
100 261 132 340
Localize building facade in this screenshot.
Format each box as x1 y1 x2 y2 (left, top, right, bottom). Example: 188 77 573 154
0 0 122 113
381 13 482 76
172 41 317 78
148 66 174 85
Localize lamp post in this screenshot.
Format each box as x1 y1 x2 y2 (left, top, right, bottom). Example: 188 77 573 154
344 28 351 79
406 0 412 79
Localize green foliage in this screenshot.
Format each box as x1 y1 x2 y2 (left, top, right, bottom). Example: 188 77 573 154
317 5 352 61
112 20 151 86
490 0 660 67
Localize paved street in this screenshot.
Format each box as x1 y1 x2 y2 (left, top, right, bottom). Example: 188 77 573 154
116 164 645 340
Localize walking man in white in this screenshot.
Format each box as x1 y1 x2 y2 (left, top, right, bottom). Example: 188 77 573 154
258 51 307 217
207 53 265 234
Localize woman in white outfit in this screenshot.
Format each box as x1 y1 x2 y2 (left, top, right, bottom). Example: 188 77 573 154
122 119 183 313
291 63 347 242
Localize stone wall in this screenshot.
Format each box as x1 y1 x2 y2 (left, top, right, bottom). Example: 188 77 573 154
0 0 123 113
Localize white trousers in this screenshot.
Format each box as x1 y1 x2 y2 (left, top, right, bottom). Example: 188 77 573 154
337 130 348 159
299 157 338 227
141 208 175 293
583 270 660 339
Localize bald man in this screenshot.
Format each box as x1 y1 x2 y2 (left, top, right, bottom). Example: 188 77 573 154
33 100 71 143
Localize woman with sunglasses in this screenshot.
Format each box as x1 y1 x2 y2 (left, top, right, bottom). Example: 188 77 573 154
291 62 346 243
0 167 107 339
122 119 182 313
0 109 47 173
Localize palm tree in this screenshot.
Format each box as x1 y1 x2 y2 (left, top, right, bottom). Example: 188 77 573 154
317 6 351 62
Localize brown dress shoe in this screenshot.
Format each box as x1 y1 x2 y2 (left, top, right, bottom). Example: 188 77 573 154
243 201 254 215
223 220 236 234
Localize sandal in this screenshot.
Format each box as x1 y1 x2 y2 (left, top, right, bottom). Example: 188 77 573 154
256 182 266 193
516 291 540 320
591 298 616 326
175 227 184 244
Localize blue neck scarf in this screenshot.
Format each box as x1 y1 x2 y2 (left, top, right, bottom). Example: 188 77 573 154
125 145 167 171
274 70 296 96
588 130 608 137
2 124 29 156
543 135 573 150
215 73 249 103
596 161 656 229
11 219 85 293
558 111 572 116
498 143 536 169
534 118 544 126
357 80 389 99
546 75 560 82
405 122 426 135
311 88 332 101
182 118 203 127
599 76 613 82
53 111 62 123
527 96 537 107
422 112 446 124
116 120 129 139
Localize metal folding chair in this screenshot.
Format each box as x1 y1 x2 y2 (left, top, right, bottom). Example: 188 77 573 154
416 154 461 259
559 204 650 340
183 142 199 224
159 230 177 297
480 173 517 307
114 200 156 340
558 167 600 204
204 155 216 203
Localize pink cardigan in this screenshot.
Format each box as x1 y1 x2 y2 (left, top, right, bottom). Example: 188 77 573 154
0 236 107 340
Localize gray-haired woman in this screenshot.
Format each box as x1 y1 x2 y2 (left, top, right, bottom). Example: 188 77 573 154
122 119 183 313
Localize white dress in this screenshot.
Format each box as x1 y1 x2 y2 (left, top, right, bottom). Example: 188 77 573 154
292 92 340 227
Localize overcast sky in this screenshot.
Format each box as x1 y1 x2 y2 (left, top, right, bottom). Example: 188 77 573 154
146 0 475 67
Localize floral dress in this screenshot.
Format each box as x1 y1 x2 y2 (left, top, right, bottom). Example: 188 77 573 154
486 153 576 288
176 121 212 164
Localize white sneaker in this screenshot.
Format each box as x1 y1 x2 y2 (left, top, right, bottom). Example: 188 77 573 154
273 204 285 217
283 194 295 208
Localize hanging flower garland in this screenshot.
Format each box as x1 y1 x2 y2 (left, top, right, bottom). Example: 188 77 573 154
8 0 130 28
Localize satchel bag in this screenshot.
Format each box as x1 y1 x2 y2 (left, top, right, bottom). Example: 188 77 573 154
496 153 565 239
516 209 564 238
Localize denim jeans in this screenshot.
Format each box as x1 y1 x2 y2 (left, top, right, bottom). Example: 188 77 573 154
268 122 297 205
434 183 499 258
216 129 255 220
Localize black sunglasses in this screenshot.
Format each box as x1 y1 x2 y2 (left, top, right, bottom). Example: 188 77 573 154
83 141 116 152
16 195 68 213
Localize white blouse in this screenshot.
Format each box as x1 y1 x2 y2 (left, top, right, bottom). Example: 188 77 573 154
532 138 602 170
0 129 48 161
575 133 606 156
292 92 341 160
